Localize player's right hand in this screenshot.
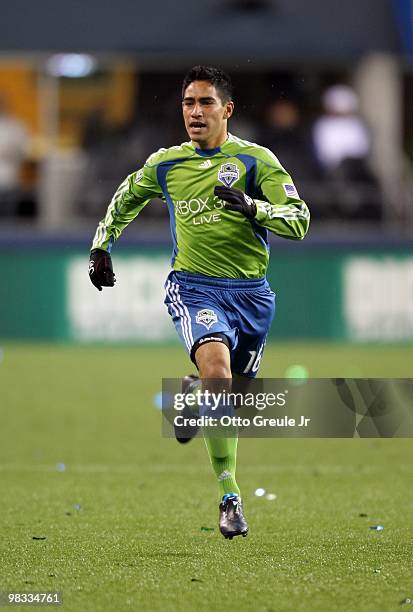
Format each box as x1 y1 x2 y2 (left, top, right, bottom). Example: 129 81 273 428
89 249 116 291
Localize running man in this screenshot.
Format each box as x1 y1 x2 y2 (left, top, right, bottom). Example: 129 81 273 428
89 66 310 539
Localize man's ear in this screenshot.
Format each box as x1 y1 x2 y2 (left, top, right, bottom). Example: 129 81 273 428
223 101 234 120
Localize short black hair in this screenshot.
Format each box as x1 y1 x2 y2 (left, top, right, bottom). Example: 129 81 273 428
182 66 233 103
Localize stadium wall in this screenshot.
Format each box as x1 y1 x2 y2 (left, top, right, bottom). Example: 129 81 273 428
1 247 413 342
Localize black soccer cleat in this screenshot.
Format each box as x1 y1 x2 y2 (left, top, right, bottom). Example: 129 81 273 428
174 375 200 444
219 493 249 540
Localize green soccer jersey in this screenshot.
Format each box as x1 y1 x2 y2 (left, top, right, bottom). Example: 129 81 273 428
91 132 310 278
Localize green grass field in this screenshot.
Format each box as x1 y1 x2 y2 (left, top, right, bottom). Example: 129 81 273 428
1 343 413 611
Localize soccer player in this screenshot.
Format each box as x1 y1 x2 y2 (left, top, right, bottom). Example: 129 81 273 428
89 66 310 539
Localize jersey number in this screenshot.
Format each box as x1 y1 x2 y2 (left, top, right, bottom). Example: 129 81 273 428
243 344 264 374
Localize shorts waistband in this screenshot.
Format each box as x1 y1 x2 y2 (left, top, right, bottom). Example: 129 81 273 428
173 271 267 290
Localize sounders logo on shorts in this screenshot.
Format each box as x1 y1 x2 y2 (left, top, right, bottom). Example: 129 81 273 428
218 163 239 187
196 309 218 330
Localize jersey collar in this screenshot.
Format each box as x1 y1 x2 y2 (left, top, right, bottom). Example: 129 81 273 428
192 133 231 157
195 146 221 157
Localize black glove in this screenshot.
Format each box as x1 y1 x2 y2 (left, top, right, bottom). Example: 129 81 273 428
214 186 257 220
89 249 116 291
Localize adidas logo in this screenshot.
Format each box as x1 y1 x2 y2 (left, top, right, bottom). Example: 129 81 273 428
199 159 212 169
218 469 232 481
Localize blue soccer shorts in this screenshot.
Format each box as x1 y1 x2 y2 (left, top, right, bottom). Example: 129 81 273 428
164 271 276 377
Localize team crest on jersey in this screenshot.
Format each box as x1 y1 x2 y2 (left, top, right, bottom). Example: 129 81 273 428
218 163 239 187
196 309 218 330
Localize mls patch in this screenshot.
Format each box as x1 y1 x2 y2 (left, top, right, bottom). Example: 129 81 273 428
134 169 144 184
282 183 299 198
218 162 239 188
196 309 218 330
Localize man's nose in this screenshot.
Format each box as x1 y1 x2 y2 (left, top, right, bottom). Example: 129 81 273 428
190 103 203 117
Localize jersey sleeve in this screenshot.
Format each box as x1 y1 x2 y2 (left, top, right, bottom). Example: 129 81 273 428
253 149 310 240
91 160 162 252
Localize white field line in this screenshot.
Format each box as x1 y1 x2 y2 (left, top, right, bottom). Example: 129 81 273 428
0 463 411 474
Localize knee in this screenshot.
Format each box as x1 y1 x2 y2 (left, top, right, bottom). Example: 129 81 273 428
195 338 231 380
199 358 232 380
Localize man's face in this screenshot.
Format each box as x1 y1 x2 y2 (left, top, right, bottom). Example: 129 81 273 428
182 80 234 148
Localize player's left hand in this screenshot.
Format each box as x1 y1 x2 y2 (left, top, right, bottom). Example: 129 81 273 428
214 186 257 220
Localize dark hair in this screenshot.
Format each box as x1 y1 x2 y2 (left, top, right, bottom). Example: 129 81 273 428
182 66 233 103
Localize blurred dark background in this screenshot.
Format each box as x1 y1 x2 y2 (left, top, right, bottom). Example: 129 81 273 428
1 0 412 233
1 0 413 343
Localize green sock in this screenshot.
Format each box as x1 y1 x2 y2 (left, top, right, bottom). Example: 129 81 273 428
204 435 240 498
